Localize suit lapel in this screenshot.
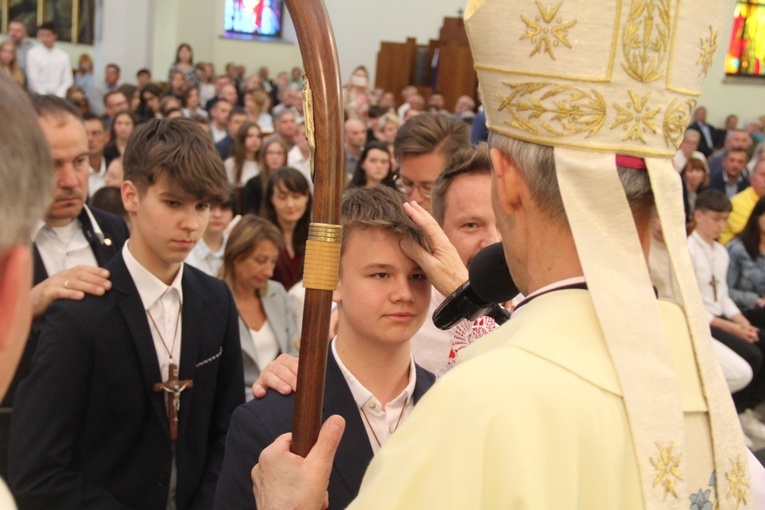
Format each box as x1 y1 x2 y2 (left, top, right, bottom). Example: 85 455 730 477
79 207 118 267
111 252 169 441
177 267 203 440
260 284 290 355
32 244 48 285
322 353 374 495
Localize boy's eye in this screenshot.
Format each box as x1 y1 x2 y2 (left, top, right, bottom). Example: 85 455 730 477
410 273 428 281
197 202 211 211
371 273 389 279
165 200 180 208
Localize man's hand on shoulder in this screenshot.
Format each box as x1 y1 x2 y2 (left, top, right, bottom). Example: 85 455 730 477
252 353 299 398
30 265 111 317
252 415 345 510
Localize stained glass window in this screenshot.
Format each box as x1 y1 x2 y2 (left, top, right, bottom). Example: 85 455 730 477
726 0 765 77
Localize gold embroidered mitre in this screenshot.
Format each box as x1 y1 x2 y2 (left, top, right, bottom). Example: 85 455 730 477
466 0 723 156
466 1 751 509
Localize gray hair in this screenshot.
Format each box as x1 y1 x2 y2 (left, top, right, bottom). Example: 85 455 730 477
0 76 54 248
488 131 654 226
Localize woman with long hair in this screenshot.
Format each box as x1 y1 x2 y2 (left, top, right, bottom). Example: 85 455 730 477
0 40 24 88
103 110 136 166
242 136 288 215
225 121 262 188
220 214 298 400
348 140 397 190
168 43 198 87
681 156 709 224
728 197 765 319
136 83 164 123
263 167 312 291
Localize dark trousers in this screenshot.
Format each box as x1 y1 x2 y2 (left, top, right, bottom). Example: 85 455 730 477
712 317 765 413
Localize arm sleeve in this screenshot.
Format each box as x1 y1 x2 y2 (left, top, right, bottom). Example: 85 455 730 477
191 286 245 509
8 302 131 509
213 405 271 510
727 243 758 311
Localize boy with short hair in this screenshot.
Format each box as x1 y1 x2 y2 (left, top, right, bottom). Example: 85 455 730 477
214 186 437 510
10 118 245 509
688 188 765 444
185 190 236 277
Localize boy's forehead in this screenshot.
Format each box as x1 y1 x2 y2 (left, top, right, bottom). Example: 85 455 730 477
342 226 418 266
143 171 210 202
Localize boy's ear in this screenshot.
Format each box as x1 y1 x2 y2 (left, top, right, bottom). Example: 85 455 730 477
121 180 139 214
692 209 702 223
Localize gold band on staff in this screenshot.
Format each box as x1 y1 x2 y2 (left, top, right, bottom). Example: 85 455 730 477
303 223 343 291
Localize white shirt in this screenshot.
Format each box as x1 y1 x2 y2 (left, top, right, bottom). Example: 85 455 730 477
25 44 73 97
248 320 279 373
687 231 741 322
224 158 260 187
211 125 228 144
185 235 227 277
31 205 102 276
331 340 416 454
287 145 314 192
257 112 274 134
89 158 107 197
410 288 454 373
123 242 184 381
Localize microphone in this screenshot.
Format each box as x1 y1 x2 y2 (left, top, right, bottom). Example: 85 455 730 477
432 243 518 330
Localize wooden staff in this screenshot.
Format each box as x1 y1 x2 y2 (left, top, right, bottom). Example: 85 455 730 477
282 0 345 457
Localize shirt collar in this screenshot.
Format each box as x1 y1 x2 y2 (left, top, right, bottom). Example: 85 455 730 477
31 204 104 243
331 338 417 410
122 241 184 311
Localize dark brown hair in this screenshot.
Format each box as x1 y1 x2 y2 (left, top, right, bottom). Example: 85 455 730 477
123 118 229 202
430 143 492 226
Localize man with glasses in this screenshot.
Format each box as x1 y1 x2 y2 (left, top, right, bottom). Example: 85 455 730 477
393 113 470 213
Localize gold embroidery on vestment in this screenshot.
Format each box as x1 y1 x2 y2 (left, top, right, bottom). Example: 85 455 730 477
611 91 660 143
496 82 606 138
697 26 718 77
725 455 750 508
650 442 683 500
621 0 671 83
519 1 577 60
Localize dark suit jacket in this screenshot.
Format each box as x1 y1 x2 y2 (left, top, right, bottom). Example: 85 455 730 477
689 121 720 157
214 351 435 510
0 207 128 479
215 135 233 161
708 167 749 197
9 252 245 510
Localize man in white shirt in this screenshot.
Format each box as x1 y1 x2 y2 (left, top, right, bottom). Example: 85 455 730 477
0 95 128 479
83 113 109 197
209 98 233 144
25 22 72 97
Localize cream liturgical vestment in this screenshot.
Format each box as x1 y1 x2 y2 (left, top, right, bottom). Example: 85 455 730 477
350 289 726 509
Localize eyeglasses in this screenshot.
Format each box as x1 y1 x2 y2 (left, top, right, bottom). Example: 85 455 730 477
396 176 434 199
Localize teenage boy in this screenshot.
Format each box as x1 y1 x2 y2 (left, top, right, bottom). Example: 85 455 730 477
214 186 436 510
687 188 765 445
10 118 245 509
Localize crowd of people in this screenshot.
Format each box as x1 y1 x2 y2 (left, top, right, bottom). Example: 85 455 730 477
1 6 765 508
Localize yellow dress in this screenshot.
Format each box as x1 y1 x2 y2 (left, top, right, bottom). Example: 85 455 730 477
349 289 718 509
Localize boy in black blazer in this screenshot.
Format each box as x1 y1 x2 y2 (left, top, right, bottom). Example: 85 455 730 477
10 118 244 509
215 186 436 510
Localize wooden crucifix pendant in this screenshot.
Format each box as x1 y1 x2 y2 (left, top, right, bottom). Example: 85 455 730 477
710 275 719 302
153 363 193 440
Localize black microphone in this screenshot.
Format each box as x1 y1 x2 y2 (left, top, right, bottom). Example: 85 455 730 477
432 243 518 330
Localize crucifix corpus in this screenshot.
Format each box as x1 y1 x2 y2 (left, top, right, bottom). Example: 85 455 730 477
153 363 193 440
